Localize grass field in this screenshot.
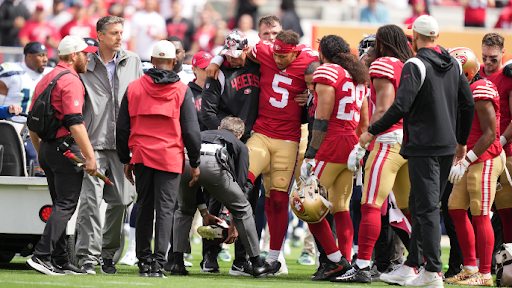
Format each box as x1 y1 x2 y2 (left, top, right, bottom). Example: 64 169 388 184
0 240 452 288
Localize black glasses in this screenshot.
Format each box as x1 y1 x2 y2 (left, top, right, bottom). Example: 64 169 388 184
482 57 498 64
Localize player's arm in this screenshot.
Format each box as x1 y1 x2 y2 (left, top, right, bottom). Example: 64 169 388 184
246 48 261 65
471 99 497 157
201 77 222 130
499 90 512 146
304 83 335 160
356 96 369 137
370 78 395 125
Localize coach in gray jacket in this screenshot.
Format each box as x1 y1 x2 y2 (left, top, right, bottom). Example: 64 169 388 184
76 15 143 274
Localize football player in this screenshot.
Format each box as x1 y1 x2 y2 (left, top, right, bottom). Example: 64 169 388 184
446 47 504 286
300 34 369 280
340 24 415 283
479 33 512 244
0 41 52 165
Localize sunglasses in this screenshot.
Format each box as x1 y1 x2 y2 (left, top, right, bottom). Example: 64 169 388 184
482 57 498 64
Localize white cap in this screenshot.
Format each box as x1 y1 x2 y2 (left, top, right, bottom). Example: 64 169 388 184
58 35 97 56
151 40 176 59
408 15 439 37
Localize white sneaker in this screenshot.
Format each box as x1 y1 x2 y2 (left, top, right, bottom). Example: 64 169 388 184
405 269 444 287
380 264 419 286
119 249 138 266
184 258 193 267
276 254 288 275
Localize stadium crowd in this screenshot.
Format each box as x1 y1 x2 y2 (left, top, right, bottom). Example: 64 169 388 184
1 0 512 287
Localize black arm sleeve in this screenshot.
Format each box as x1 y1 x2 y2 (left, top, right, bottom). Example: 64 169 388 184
116 91 131 164
195 187 206 206
201 77 222 130
456 71 475 145
64 114 83 127
368 61 421 136
235 144 250 188
181 87 201 168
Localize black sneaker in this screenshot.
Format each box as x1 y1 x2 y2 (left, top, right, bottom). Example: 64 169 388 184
370 265 382 282
330 264 372 283
54 262 87 275
312 256 351 281
200 252 219 273
150 261 167 278
311 262 327 279
81 263 96 275
138 260 151 277
229 261 253 276
27 256 65 276
252 259 281 278
101 258 117 274
170 263 189 276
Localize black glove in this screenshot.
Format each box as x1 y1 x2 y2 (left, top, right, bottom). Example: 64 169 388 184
503 63 512 78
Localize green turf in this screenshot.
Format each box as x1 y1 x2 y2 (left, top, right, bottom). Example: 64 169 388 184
0 241 451 288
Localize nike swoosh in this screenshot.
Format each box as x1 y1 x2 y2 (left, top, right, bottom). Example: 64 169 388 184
403 74 411 78
233 266 244 272
326 265 343 274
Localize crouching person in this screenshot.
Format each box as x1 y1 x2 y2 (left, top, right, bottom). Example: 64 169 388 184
172 117 279 277
116 40 202 278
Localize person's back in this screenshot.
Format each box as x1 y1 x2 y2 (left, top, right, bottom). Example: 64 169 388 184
0 0 30 46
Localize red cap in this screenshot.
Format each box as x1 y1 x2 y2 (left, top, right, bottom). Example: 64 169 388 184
410 0 425 5
192 51 213 69
35 4 45 11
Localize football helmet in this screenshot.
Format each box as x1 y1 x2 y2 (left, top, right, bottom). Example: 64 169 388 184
290 175 332 223
449 47 479 82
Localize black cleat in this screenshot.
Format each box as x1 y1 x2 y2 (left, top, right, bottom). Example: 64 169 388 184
312 256 351 281
330 264 372 283
81 263 96 274
170 263 189 276
252 259 281 278
54 262 86 275
138 260 151 277
229 261 253 276
150 261 167 278
200 252 220 273
27 256 65 276
311 262 327 279
100 258 117 274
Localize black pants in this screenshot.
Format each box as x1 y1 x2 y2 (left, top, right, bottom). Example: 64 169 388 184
34 139 84 265
404 155 452 272
134 164 180 268
441 182 463 274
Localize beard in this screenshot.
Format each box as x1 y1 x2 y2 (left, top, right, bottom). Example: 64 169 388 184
173 59 183 73
76 57 87 73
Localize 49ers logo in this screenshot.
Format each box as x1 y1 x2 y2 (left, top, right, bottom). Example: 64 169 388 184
275 45 281 51
228 40 236 47
455 54 468 65
292 198 304 213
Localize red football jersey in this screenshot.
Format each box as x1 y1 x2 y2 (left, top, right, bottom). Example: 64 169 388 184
313 63 367 163
480 64 512 156
467 79 502 164
368 57 404 135
250 41 318 142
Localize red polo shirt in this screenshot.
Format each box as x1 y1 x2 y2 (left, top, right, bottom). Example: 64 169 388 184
31 62 85 139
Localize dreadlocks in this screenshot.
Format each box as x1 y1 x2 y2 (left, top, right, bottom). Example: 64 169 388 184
319 35 369 85
375 24 414 63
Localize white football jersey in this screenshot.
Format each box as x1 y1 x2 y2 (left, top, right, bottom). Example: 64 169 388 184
179 64 195 85
0 62 52 123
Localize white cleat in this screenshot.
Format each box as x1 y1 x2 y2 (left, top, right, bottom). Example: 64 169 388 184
119 249 138 266
380 264 419 286
405 269 444 287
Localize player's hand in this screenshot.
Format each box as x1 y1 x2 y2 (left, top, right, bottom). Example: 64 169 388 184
202 213 221 226
295 90 308 106
124 164 135 185
224 224 238 244
189 167 200 187
347 143 366 171
454 144 467 165
84 156 97 176
206 63 220 79
359 132 374 149
13 16 25 29
8 104 22 115
448 161 469 184
301 158 316 178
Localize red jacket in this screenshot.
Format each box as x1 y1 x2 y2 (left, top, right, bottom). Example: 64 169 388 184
127 74 188 173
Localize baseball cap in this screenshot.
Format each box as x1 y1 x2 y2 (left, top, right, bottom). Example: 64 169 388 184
35 4 45 11
220 31 248 58
24 42 48 55
83 37 99 47
408 15 439 37
192 51 213 69
58 35 98 55
151 40 176 59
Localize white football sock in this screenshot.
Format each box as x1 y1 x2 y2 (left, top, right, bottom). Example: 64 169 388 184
356 259 371 269
465 265 478 271
327 251 342 263
266 249 280 263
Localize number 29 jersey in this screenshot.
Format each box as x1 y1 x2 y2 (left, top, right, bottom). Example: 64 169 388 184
250 41 318 142
313 63 367 163
0 62 52 123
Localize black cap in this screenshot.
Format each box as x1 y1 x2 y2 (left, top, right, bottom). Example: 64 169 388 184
83 38 99 47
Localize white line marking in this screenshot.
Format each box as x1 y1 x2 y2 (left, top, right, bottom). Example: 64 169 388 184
0 280 94 287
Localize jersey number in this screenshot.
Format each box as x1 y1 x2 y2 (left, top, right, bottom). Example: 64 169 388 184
20 88 31 113
270 74 293 108
337 82 365 121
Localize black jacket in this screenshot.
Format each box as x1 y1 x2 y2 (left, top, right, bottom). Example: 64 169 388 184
188 81 207 131
201 129 249 189
116 68 201 168
0 0 30 46
201 60 260 143
368 46 474 157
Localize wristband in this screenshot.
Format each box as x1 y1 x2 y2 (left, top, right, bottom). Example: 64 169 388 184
467 150 478 163
197 203 207 211
210 55 224 66
501 135 508 147
200 210 209 217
